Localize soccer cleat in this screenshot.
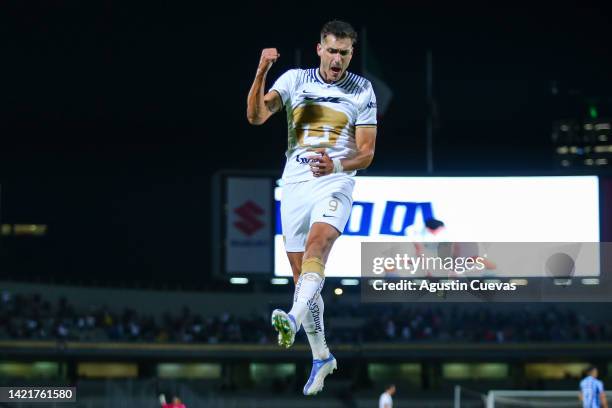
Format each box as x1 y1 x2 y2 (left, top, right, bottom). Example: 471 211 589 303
303 354 337 396
271 309 297 348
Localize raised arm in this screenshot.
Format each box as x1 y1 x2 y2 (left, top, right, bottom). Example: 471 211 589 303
247 48 283 125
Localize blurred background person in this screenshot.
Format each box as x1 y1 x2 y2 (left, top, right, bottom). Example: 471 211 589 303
379 384 396 408
580 365 608 408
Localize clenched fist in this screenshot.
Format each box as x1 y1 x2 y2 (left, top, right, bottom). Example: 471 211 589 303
258 48 280 74
309 150 334 177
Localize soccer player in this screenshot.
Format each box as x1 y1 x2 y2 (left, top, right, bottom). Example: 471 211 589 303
159 394 186 408
379 384 396 408
246 20 377 395
579 365 608 408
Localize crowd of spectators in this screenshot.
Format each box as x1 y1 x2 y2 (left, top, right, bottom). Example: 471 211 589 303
358 304 612 343
0 291 271 344
2 291 611 344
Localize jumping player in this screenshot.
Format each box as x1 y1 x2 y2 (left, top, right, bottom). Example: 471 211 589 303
246 20 378 395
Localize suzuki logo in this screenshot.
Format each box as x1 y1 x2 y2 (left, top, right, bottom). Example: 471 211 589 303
234 201 265 236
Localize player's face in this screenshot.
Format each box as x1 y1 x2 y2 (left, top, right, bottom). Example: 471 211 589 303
317 34 353 82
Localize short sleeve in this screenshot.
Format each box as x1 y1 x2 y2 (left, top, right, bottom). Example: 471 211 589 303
356 81 377 127
597 380 604 392
269 69 297 107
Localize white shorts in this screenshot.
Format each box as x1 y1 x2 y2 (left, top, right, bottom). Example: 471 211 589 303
280 174 355 252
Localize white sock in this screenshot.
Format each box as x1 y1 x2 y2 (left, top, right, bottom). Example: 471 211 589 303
303 293 330 360
289 272 324 331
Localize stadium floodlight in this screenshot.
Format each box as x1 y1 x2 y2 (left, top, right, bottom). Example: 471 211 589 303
229 277 249 285
271 278 289 285
509 279 528 286
553 279 572 286
340 279 359 286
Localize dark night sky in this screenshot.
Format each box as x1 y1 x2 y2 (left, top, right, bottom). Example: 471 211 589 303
1 3 611 285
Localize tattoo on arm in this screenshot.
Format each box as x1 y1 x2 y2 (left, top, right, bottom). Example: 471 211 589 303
265 91 282 113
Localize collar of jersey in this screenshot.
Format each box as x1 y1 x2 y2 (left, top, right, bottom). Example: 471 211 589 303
316 68 350 87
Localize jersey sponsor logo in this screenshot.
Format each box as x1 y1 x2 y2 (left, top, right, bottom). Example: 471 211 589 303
295 154 316 165
275 200 434 236
303 96 341 103
366 100 377 109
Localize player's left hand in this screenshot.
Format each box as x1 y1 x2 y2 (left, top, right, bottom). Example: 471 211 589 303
309 150 333 177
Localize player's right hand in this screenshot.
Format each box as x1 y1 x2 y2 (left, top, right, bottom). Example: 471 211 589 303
258 48 280 74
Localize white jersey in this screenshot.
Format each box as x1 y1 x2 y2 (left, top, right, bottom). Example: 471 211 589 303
379 392 393 408
270 68 377 184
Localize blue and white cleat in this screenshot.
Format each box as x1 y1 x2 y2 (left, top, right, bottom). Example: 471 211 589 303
303 354 337 396
271 309 297 348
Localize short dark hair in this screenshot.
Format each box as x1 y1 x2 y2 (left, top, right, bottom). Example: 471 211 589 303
586 365 597 375
320 20 357 45
386 384 396 391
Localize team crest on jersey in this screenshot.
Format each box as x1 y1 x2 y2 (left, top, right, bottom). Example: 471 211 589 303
292 105 349 147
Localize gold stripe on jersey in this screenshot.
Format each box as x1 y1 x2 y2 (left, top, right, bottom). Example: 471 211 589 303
292 104 349 147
